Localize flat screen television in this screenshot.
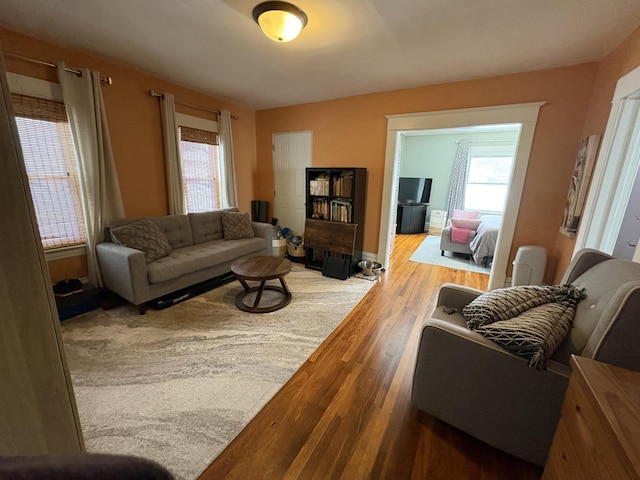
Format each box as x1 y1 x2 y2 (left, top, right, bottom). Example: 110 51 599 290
397 177 432 204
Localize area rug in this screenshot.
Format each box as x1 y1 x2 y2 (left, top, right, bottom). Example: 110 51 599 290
409 235 490 274
60 264 374 480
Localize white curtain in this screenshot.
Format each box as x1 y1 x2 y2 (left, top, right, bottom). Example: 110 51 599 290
446 139 471 219
159 93 186 214
218 109 238 208
57 62 125 287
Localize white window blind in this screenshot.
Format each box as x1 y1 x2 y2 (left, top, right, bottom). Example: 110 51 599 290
179 125 221 213
11 93 87 250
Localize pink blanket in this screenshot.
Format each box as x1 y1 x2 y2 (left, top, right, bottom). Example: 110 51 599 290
451 226 472 243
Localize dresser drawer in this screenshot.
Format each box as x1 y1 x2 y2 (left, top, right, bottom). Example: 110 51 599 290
542 357 640 480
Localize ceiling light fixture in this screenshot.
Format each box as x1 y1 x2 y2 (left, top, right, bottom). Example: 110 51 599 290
252 1 308 43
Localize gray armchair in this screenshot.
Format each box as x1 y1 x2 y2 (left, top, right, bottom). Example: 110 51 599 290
411 248 640 466
439 223 476 256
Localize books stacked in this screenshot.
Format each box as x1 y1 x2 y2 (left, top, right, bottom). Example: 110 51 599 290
312 198 329 219
330 199 352 223
333 171 353 197
309 173 330 196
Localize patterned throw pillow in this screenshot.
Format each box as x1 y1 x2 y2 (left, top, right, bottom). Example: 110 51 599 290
110 219 172 264
221 211 255 240
474 301 579 369
463 285 560 329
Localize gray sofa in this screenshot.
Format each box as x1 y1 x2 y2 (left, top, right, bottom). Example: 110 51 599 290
411 248 640 466
96 208 272 311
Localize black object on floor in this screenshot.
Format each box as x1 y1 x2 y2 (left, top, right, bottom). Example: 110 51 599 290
53 279 84 297
251 200 269 223
55 283 99 321
322 256 350 280
147 271 236 310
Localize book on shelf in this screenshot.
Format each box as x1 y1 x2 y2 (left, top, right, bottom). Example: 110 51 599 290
310 173 330 196
330 199 353 223
332 171 353 197
312 198 329 220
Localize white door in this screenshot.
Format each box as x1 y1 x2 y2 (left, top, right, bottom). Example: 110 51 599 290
273 131 312 235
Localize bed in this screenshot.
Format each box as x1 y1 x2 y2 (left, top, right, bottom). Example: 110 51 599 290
469 214 501 266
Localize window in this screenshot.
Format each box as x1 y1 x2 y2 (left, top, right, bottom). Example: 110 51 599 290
11 93 87 250
464 144 516 213
177 114 221 213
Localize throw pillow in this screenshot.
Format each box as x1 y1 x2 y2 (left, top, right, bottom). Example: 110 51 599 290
221 211 255 240
453 209 479 219
110 219 172 264
450 218 481 230
474 301 578 369
463 285 560 329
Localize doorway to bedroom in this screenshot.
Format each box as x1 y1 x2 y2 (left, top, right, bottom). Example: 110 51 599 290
379 103 543 290
396 124 521 276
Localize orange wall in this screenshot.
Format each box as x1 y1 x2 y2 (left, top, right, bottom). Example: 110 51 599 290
552 25 640 281
7 22 640 284
0 28 258 282
256 64 599 281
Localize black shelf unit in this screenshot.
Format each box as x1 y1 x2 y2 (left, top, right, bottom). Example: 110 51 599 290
304 167 367 275
396 203 428 234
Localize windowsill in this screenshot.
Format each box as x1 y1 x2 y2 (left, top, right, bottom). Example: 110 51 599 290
44 244 87 261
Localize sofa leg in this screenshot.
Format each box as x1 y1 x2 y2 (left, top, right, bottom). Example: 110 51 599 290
441 251 444 256
137 304 147 315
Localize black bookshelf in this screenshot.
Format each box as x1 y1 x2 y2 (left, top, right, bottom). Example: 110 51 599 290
304 167 367 276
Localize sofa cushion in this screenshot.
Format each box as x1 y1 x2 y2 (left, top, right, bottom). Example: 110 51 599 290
150 215 194 249
110 219 172 264
147 237 265 284
221 211 255 240
552 258 640 363
189 207 239 244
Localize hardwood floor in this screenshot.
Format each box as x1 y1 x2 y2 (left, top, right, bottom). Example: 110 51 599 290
199 233 541 479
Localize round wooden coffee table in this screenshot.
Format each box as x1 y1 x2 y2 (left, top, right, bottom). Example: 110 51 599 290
231 256 292 313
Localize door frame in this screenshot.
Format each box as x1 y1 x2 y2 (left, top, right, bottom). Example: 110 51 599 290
574 64 640 256
379 102 544 290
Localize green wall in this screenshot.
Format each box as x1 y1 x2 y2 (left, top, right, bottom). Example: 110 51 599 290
399 129 521 212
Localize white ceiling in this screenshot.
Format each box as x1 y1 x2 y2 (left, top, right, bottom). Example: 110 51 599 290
1 0 640 110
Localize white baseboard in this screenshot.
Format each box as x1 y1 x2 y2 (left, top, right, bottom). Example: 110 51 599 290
361 251 378 263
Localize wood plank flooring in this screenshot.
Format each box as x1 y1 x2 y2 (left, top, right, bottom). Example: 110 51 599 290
199 233 541 479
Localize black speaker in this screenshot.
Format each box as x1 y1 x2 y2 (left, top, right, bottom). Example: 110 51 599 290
251 200 269 223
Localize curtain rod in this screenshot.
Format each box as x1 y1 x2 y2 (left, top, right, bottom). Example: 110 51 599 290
149 90 239 120
4 51 113 85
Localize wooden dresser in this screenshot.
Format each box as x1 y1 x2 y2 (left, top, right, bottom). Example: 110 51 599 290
542 356 640 479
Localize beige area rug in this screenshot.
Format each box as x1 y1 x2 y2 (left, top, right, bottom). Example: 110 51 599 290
410 235 490 274
60 264 374 480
